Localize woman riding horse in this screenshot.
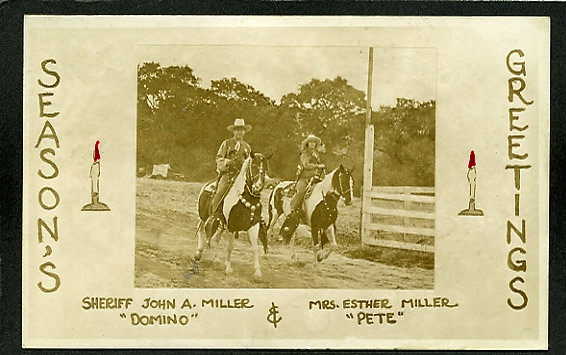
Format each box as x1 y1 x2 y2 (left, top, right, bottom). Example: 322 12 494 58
280 134 326 239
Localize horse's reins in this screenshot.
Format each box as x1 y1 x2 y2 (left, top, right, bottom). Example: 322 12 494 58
337 170 351 200
245 156 265 197
320 169 350 201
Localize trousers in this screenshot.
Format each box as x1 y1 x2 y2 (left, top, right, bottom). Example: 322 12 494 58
290 178 309 211
209 173 235 216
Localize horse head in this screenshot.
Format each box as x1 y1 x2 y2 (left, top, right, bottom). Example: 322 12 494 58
334 164 354 206
246 152 269 196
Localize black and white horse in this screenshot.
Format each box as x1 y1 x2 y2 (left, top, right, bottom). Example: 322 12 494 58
195 153 269 278
278 165 354 264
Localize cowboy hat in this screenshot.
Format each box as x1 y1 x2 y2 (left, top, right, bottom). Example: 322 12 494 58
227 118 252 132
301 134 321 151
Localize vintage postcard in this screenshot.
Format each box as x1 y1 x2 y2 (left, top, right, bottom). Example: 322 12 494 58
22 16 549 349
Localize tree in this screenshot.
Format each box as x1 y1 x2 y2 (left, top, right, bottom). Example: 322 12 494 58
372 98 435 186
280 77 366 175
210 78 274 106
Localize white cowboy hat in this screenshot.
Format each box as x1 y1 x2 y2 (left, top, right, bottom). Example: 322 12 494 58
227 118 252 132
301 134 321 150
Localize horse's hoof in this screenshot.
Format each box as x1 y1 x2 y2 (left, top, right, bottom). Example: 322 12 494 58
253 270 262 279
318 249 332 262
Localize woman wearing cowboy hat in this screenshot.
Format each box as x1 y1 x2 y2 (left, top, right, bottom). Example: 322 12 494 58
208 118 252 221
281 134 325 235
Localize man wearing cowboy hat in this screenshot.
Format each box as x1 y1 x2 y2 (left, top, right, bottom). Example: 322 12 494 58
207 118 252 224
280 134 325 238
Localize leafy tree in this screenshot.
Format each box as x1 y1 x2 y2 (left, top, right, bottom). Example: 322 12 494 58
372 98 435 186
280 77 366 180
211 77 274 106
136 62 435 188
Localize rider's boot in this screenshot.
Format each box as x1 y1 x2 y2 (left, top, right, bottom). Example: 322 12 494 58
280 209 301 244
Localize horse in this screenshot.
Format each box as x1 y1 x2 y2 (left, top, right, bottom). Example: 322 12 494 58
194 152 270 278
279 165 354 264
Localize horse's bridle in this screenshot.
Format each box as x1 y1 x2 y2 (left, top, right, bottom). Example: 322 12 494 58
336 169 352 200
246 155 266 197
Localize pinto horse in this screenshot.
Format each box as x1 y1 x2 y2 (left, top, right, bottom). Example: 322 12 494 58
279 165 354 264
194 153 269 278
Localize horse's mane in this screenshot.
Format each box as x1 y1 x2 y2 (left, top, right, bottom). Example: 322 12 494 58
233 157 252 195
315 168 339 196
222 157 252 219
331 167 341 191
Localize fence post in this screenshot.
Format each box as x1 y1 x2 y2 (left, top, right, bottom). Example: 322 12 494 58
360 47 374 245
361 125 374 244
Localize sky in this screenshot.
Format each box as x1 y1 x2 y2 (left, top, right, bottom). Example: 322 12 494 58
141 45 436 107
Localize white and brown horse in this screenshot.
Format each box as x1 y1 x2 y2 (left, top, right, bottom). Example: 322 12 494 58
277 165 354 264
194 153 269 278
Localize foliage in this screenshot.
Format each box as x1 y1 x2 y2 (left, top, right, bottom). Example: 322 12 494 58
137 62 435 191
373 98 436 186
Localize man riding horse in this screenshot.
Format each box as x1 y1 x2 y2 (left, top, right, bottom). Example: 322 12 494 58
204 118 252 234
280 134 326 238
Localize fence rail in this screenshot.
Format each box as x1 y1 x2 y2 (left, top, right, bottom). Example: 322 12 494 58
365 206 434 220
362 183 435 253
372 186 434 194
370 190 435 204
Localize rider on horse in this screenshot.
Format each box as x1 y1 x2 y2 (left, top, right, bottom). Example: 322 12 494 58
204 118 252 233
280 134 325 239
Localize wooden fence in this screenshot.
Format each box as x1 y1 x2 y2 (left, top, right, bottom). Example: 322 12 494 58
362 186 435 253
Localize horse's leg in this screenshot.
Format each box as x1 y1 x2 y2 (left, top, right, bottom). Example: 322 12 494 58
209 228 223 262
328 224 338 248
289 232 297 263
194 220 206 262
224 231 234 274
248 223 262 278
312 229 320 267
268 210 279 239
317 226 335 262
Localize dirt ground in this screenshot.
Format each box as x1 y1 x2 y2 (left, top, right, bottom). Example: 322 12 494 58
135 178 433 289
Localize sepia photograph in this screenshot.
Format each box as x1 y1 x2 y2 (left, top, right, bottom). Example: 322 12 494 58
134 45 436 289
